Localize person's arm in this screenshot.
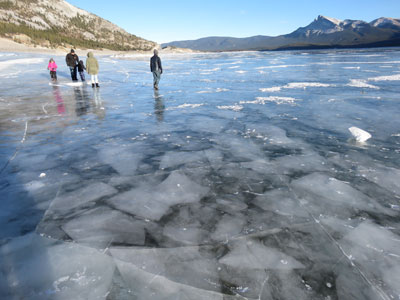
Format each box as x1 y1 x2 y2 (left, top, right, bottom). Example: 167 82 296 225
158 57 162 74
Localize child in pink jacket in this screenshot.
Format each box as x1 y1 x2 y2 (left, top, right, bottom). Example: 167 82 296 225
47 58 58 81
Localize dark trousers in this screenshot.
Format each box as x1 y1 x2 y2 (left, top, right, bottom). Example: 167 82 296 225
79 71 85 81
69 66 78 81
50 71 57 80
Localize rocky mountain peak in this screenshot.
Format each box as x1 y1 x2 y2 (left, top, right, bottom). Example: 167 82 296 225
0 0 157 51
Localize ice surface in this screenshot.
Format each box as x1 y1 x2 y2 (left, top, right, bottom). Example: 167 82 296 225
219 239 305 270
61 206 146 248
0 233 115 300
108 171 209 220
45 182 117 214
1 49 400 299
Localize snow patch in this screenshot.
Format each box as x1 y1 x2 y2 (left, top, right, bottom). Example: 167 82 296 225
217 105 243 111
347 79 379 89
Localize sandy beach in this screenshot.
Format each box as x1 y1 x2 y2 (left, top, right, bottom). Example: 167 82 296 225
0 37 198 58
0 37 156 56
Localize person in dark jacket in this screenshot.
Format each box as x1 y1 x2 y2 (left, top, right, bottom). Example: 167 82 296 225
77 60 86 81
150 49 162 90
65 49 79 81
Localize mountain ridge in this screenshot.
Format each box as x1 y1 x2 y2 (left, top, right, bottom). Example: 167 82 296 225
162 15 400 52
0 0 157 51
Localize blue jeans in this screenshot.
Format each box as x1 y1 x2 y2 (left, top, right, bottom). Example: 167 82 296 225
69 66 77 81
153 70 161 88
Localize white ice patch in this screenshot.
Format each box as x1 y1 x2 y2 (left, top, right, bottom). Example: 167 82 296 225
241 96 297 105
368 74 400 81
284 82 332 89
347 79 379 89
348 126 372 142
260 87 282 92
217 105 243 111
166 103 204 110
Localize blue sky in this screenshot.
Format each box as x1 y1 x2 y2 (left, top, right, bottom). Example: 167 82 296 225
68 0 400 43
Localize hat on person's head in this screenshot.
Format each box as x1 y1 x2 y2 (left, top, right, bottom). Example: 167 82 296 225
71 49 75 53
153 49 158 55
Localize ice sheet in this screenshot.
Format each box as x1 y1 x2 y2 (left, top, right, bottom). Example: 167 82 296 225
1 49 399 299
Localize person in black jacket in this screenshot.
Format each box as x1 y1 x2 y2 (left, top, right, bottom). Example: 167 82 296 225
150 49 162 90
65 49 79 81
77 60 86 81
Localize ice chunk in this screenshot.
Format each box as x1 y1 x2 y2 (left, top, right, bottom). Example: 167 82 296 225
338 221 400 300
113 257 240 300
45 182 117 214
98 145 144 176
108 171 209 220
210 214 245 242
291 173 395 217
220 239 305 270
254 188 309 218
62 207 146 248
159 151 205 169
349 126 371 142
0 233 115 300
111 245 222 293
163 224 208 245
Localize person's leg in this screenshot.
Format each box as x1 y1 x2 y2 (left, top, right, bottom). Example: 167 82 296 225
54 71 57 81
69 67 75 81
79 71 85 81
153 71 160 89
94 75 99 87
155 71 161 89
91 75 95 87
73 66 78 81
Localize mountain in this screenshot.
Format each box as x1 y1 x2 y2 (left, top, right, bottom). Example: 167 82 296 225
0 0 156 51
162 15 400 51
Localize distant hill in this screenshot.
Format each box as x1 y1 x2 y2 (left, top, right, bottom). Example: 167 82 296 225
0 0 156 51
162 15 400 51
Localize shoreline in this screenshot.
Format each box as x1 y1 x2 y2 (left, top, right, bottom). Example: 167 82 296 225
0 38 202 57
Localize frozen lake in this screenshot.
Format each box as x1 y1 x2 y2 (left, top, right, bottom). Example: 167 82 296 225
1 48 400 299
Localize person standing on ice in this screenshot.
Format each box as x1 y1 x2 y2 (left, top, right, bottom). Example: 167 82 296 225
150 49 162 90
65 49 79 81
77 60 86 82
47 58 58 81
86 52 100 88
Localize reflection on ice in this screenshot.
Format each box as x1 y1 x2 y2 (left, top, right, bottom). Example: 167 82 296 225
1 48 400 299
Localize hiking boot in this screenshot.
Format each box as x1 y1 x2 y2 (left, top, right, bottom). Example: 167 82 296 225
96 83 100 88
92 83 95 88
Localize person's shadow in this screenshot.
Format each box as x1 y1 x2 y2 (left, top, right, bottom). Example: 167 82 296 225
74 86 90 116
153 90 165 122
